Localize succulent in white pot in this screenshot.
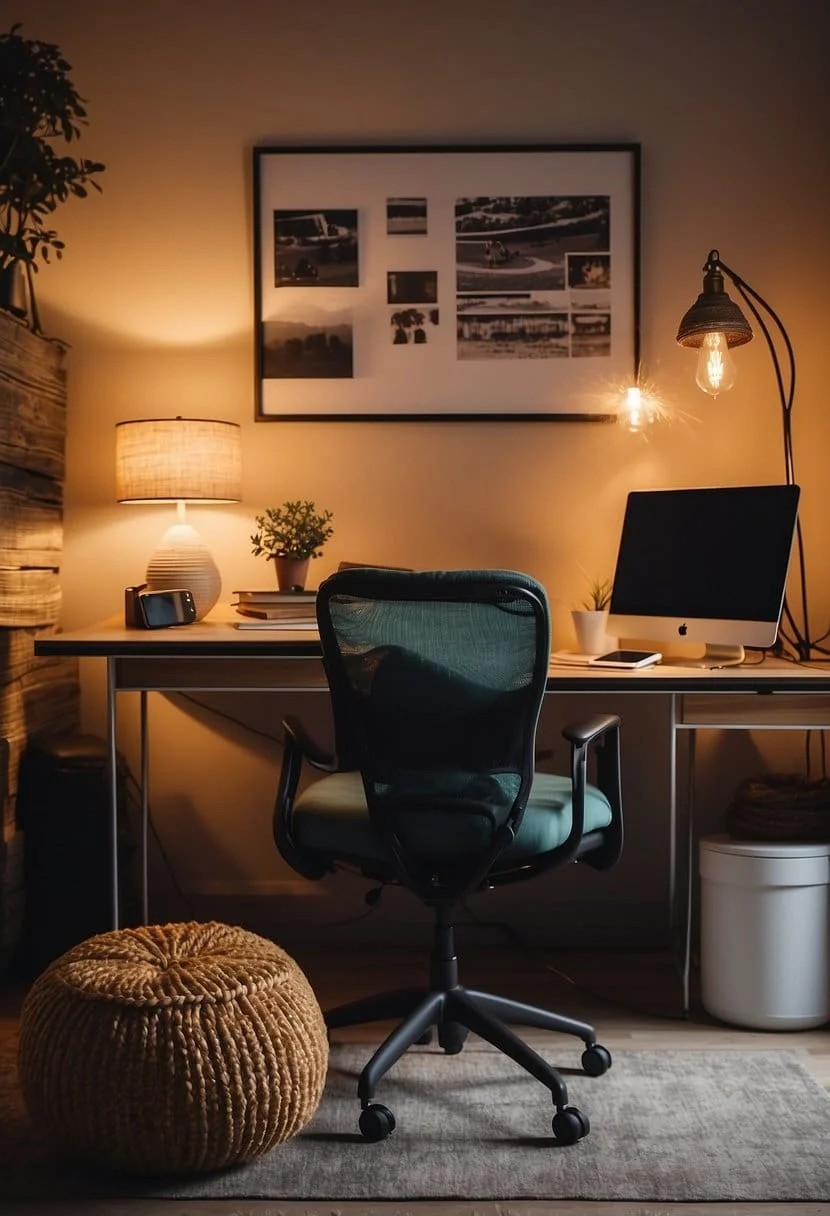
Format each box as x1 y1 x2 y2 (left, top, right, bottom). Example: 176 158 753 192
572 575 617 655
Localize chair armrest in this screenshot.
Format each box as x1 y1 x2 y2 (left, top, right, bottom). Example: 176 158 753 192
272 715 336 880
562 713 623 871
562 712 620 750
490 712 622 887
283 714 337 772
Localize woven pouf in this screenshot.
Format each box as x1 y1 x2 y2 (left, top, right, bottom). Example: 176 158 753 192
17 921 329 1174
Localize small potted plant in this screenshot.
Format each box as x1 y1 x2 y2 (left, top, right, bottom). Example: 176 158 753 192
251 499 334 590
0 23 105 332
572 574 617 655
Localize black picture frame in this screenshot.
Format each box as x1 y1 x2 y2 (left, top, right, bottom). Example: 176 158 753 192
253 143 640 422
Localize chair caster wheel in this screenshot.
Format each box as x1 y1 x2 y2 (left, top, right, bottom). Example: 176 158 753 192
359 1102 396 1142
552 1105 590 1145
581 1044 612 1076
438 1021 469 1054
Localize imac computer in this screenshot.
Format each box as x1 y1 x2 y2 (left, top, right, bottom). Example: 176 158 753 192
607 484 801 668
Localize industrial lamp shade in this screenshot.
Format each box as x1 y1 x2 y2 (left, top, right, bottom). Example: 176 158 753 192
116 418 242 621
676 262 753 350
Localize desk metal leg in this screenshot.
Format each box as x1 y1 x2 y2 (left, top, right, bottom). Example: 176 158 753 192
669 695 696 1017
106 676 150 927
140 690 149 924
681 730 697 1017
106 658 120 929
668 694 678 940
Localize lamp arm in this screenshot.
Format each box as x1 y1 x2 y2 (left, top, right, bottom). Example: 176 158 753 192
713 255 795 446
726 273 816 654
712 254 821 660
717 261 795 370
731 279 796 484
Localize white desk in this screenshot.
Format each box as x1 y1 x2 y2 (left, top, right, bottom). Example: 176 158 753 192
36 608 830 1013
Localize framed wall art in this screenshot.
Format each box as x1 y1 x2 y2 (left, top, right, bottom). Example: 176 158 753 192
253 143 640 422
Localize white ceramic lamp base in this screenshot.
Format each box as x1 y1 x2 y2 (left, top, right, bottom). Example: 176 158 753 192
145 522 221 621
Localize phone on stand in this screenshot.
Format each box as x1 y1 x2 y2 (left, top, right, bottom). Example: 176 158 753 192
125 585 197 629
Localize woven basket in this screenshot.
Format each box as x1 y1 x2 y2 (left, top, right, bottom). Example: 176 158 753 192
726 773 830 842
17 921 329 1174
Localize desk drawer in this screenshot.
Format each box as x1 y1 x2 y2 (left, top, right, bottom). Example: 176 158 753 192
113 656 328 692
678 693 830 728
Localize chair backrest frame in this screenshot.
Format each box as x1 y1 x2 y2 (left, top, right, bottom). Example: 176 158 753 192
315 568 551 902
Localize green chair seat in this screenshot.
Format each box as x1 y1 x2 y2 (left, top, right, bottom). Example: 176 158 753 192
293 770 612 869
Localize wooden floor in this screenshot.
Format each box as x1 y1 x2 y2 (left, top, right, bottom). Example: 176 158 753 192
2 939 830 1216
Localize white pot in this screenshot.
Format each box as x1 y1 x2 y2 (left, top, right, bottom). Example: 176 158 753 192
571 609 617 656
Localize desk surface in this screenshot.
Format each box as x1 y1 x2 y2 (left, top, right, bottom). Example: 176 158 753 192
35 607 830 694
36 606 322 658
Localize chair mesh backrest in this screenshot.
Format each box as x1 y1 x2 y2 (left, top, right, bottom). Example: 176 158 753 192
316 569 550 893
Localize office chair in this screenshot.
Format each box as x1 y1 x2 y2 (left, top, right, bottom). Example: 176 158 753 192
273 568 623 1145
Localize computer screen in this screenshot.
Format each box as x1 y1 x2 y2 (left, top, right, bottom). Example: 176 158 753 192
607 484 800 667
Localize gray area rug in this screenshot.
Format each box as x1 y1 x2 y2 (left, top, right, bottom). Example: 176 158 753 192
2 1045 829 1202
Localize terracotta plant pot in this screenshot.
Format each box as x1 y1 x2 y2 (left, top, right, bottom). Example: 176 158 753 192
274 556 310 591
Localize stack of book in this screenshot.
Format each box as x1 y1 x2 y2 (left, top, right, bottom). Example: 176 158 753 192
232 589 317 628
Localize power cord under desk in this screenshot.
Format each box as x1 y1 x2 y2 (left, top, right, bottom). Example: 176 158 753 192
458 905 688 1022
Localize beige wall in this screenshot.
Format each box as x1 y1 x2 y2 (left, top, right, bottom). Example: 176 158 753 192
19 0 830 940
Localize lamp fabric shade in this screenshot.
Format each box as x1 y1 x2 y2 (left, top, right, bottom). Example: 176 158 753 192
116 418 242 503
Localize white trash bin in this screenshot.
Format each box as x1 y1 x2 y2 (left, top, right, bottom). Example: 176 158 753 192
699 834 830 1029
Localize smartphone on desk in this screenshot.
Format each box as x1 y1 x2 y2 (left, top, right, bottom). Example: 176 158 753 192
589 649 662 669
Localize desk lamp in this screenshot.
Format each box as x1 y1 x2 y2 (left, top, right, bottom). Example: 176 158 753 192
676 249 823 661
116 417 242 621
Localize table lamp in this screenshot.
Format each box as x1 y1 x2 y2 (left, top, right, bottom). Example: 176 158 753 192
675 249 821 661
116 417 242 620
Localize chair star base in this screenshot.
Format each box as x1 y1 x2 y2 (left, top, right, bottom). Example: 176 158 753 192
324 909 611 1143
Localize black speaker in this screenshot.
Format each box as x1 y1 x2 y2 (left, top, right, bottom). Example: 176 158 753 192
17 732 135 976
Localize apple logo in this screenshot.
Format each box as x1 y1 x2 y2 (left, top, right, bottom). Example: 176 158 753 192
678 623 688 636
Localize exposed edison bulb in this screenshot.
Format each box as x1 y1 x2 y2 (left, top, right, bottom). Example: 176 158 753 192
622 385 652 433
624 386 643 431
695 332 737 397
